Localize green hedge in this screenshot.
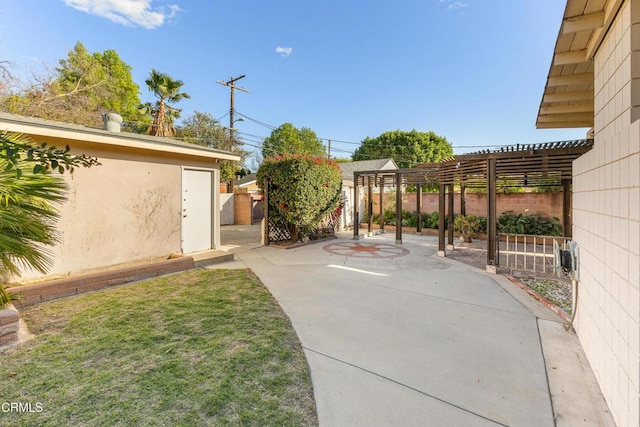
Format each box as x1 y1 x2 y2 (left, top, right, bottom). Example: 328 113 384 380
257 155 342 242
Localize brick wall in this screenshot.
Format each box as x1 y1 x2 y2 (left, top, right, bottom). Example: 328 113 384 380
370 191 566 219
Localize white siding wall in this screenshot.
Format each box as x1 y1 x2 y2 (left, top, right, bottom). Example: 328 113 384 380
573 2 640 425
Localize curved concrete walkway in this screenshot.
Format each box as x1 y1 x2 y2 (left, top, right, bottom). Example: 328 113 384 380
215 225 614 426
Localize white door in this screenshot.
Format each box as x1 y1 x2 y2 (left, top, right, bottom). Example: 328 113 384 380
182 168 213 253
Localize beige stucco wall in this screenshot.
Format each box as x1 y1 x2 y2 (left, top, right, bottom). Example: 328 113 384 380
573 2 640 426
12 138 220 282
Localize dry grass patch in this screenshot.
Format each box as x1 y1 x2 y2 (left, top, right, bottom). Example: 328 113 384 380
0 269 317 426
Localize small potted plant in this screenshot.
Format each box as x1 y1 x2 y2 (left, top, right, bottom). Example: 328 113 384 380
454 215 480 243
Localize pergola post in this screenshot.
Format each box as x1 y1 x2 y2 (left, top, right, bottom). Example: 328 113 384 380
486 158 497 273
416 183 422 234
379 176 385 233
447 184 454 250
460 182 466 216
562 178 572 238
367 177 373 235
438 184 446 256
263 178 270 246
353 173 360 240
395 172 402 244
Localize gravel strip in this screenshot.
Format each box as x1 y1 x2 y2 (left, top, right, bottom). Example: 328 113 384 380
518 277 573 314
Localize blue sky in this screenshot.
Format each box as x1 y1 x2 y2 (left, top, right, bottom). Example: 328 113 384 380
1 0 587 160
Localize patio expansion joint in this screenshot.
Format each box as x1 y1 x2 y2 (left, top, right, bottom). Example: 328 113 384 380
303 346 509 427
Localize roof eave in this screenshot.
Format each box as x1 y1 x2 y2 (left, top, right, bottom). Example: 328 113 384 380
0 113 241 162
536 0 623 129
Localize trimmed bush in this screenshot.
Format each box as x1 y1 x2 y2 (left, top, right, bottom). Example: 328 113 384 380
497 210 562 236
257 155 342 242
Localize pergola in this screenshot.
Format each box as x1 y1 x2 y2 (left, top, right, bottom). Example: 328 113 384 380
352 139 594 271
352 165 439 244
433 139 593 271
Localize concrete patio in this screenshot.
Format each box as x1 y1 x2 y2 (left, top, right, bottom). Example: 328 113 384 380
214 225 614 426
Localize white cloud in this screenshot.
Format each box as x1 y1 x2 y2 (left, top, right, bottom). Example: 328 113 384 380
63 0 181 29
275 46 293 57
448 2 468 10
439 0 468 10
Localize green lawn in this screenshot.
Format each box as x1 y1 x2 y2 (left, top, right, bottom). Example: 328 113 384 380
0 269 318 426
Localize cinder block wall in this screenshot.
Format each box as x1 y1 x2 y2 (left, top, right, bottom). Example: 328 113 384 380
372 192 566 219
234 193 253 225
573 2 640 426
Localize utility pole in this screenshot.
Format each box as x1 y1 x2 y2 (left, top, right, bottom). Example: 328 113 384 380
216 75 249 148
328 139 331 160
216 75 248 192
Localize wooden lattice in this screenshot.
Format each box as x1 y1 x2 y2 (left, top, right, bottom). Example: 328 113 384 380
267 204 343 244
267 218 292 243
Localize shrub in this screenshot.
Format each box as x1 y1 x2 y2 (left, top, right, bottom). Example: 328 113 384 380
497 210 562 236
257 155 342 242
454 215 481 241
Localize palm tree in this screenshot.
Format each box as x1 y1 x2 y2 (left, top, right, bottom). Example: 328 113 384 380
141 69 190 137
0 157 67 307
0 132 99 307
0 164 66 277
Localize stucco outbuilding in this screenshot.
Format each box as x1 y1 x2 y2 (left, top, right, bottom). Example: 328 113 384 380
0 113 241 282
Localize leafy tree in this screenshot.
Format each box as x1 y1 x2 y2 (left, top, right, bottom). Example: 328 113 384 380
0 132 100 307
2 42 144 128
178 111 228 147
352 130 453 169
262 123 326 159
140 69 190 137
257 155 341 242
177 111 248 180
